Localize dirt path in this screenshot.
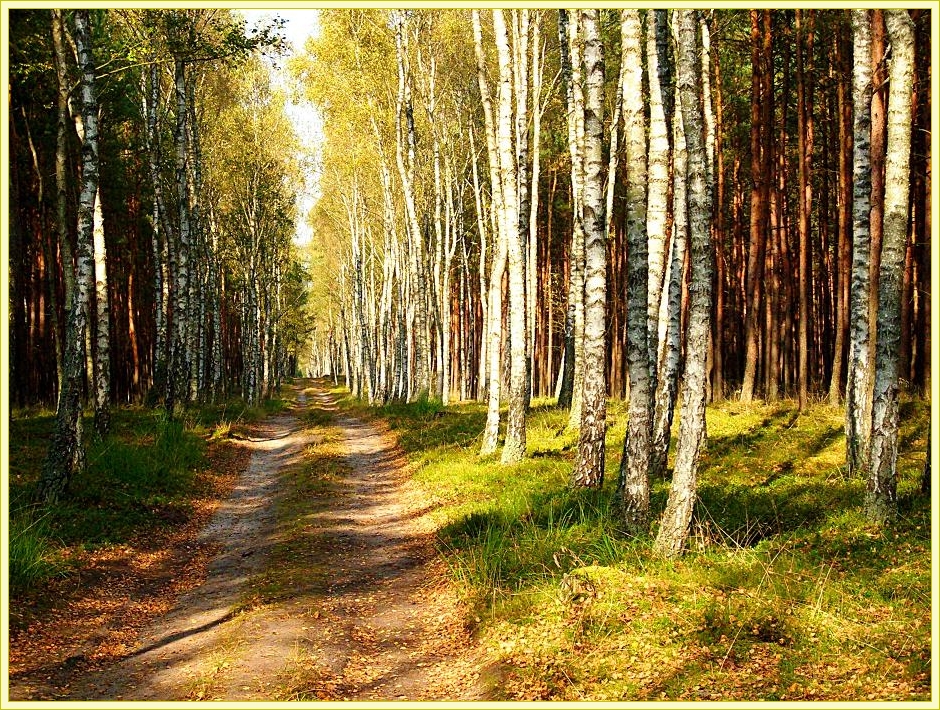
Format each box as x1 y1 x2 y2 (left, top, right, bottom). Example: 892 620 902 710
63 381 484 701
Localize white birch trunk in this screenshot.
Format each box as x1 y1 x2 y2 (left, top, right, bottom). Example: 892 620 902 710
169 55 191 414
617 9 652 529
474 9 509 454
846 10 874 478
646 9 671 393
494 9 528 464
651 81 689 480
572 9 607 488
395 18 430 400
92 187 110 437
40 9 96 501
566 12 587 430
654 9 713 558
469 124 490 401
866 10 914 522
527 13 544 398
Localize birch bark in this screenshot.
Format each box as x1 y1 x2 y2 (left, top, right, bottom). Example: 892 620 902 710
846 10 874 478
654 9 713 557
617 9 651 528
40 9 98 501
572 8 606 488
866 10 914 522
493 9 528 464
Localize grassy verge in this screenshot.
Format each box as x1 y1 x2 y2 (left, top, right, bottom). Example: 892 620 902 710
349 390 931 701
7 396 283 596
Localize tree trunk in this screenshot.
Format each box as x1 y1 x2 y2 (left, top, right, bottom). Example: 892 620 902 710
40 9 99 502
866 10 914 523
168 54 192 415
394 17 430 401
740 10 770 403
654 9 713 558
143 61 170 402
92 187 110 437
617 9 651 529
829 24 852 406
473 10 508 455
572 8 606 488
651 80 688 481
646 9 670 398
557 10 586 424
52 9 76 397
796 10 814 410
493 9 528 464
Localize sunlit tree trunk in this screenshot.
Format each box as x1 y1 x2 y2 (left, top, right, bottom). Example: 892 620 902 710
654 9 713 558
493 9 528 464
866 10 914 522
512 10 532 411
557 9 587 424
646 9 670 396
740 10 770 403
91 187 110 437
795 10 814 411
846 10 874 477
651 83 688 480
572 8 606 488
473 9 509 455
395 17 430 400
469 123 489 402
527 13 544 398
617 9 651 528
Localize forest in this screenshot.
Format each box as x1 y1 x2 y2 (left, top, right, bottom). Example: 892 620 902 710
5 7 933 703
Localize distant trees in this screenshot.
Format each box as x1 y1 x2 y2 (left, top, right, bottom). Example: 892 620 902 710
10 9 306 502
12 9 929 531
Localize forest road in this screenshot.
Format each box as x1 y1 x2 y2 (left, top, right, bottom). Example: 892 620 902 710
66 380 485 701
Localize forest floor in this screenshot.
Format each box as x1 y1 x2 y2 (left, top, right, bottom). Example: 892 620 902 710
7 381 485 701
8 379 932 702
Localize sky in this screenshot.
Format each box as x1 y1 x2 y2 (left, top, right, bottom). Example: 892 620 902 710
241 10 323 248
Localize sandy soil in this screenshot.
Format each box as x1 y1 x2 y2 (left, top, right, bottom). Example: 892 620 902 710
36 382 484 702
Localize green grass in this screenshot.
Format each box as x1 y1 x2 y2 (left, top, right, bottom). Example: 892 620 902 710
351 390 931 701
7 396 282 593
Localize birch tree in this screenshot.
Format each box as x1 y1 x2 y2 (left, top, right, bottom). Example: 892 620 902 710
39 9 99 502
473 9 508 455
394 15 431 401
651 82 688 480
866 10 914 522
846 10 873 478
493 9 528 464
654 9 713 557
557 9 587 426
617 9 651 527
572 8 606 488
646 9 671 395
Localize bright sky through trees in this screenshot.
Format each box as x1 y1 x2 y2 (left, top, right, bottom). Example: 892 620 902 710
242 9 322 247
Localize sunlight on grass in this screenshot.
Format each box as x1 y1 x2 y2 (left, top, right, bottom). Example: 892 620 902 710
355 390 931 701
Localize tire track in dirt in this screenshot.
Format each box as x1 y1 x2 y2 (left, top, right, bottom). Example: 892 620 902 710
63 381 484 701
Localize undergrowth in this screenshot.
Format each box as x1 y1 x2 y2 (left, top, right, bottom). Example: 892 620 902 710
354 389 931 702
7 395 287 594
